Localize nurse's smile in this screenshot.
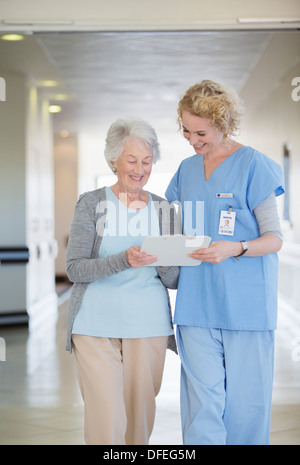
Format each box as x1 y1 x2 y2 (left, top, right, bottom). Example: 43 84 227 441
181 111 224 156
194 143 207 150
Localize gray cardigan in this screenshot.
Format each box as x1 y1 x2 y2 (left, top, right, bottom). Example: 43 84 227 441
65 187 181 353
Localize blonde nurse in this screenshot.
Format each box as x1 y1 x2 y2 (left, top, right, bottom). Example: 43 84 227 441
166 80 284 445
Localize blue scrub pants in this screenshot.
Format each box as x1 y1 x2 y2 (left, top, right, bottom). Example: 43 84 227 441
177 326 275 445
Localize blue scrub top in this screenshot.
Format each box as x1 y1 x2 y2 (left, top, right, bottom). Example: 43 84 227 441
165 146 284 331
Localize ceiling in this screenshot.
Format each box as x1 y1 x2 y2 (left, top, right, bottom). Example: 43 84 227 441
1 0 300 31
0 0 299 138
0 27 300 150
0 29 276 135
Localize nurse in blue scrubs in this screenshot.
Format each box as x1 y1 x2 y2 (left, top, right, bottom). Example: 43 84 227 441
165 80 284 445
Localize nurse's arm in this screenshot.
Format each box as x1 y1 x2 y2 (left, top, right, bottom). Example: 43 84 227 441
189 234 282 264
241 192 283 258
190 192 283 263
240 233 282 257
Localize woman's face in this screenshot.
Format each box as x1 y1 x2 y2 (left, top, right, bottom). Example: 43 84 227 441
181 111 224 155
112 139 153 194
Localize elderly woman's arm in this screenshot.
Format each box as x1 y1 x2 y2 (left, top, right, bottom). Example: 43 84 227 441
66 196 132 283
66 194 160 283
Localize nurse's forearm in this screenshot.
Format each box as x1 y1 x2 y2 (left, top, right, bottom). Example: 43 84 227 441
190 234 282 263
240 234 283 257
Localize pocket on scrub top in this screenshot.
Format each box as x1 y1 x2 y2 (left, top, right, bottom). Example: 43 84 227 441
233 208 258 240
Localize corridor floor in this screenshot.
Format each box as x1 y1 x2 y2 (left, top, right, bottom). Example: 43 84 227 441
0 289 299 445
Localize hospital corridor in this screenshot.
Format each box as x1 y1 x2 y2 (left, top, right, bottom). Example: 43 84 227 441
1 0 300 446
0 279 299 445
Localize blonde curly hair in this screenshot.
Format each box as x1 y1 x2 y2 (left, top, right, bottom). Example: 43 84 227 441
177 80 244 138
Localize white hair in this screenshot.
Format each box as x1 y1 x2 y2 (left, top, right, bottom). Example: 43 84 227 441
104 118 160 170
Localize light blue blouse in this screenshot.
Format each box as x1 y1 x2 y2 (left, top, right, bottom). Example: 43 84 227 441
165 146 284 331
72 187 173 338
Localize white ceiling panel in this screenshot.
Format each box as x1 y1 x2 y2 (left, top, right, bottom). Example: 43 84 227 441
0 29 299 139
34 30 273 132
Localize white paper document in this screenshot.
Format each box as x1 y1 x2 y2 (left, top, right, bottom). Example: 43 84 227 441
141 235 211 266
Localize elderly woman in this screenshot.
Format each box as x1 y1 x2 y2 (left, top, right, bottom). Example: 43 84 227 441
66 118 180 445
165 80 284 445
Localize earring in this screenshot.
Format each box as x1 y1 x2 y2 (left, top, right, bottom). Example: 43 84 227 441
112 166 117 174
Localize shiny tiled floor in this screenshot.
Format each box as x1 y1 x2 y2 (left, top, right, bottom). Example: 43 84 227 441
0 288 299 445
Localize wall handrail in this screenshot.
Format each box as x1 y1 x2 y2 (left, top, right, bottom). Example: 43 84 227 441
0 247 30 264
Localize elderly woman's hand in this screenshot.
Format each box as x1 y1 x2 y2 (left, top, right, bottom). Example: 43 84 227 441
126 246 158 268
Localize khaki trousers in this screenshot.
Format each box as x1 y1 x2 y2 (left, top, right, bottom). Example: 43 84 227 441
72 334 168 445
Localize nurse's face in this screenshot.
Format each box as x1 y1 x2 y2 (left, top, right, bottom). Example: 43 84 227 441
181 111 224 155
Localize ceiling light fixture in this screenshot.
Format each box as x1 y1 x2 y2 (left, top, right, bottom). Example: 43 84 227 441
1 34 24 41
3 20 74 26
48 105 62 114
40 80 59 87
238 17 300 23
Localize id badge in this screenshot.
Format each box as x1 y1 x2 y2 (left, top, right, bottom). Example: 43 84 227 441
218 210 236 236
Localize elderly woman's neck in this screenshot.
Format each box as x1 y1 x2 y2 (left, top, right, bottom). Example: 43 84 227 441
110 184 150 209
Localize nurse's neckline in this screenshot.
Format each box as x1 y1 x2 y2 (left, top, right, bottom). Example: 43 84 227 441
202 143 245 182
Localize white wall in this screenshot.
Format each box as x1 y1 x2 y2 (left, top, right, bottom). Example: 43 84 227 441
0 74 27 318
54 133 78 277
0 74 26 245
0 72 56 323
26 83 56 316
240 61 300 242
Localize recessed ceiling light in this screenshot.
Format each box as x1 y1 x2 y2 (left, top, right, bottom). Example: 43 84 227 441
1 34 24 41
238 17 300 23
3 20 73 26
48 105 62 113
40 80 59 87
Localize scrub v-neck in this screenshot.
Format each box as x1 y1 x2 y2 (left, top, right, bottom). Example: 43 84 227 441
202 146 246 182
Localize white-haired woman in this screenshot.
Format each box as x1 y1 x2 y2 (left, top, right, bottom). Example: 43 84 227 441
66 118 180 445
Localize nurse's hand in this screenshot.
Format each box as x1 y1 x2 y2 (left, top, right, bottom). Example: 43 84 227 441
188 241 242 264
126 246 158 268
